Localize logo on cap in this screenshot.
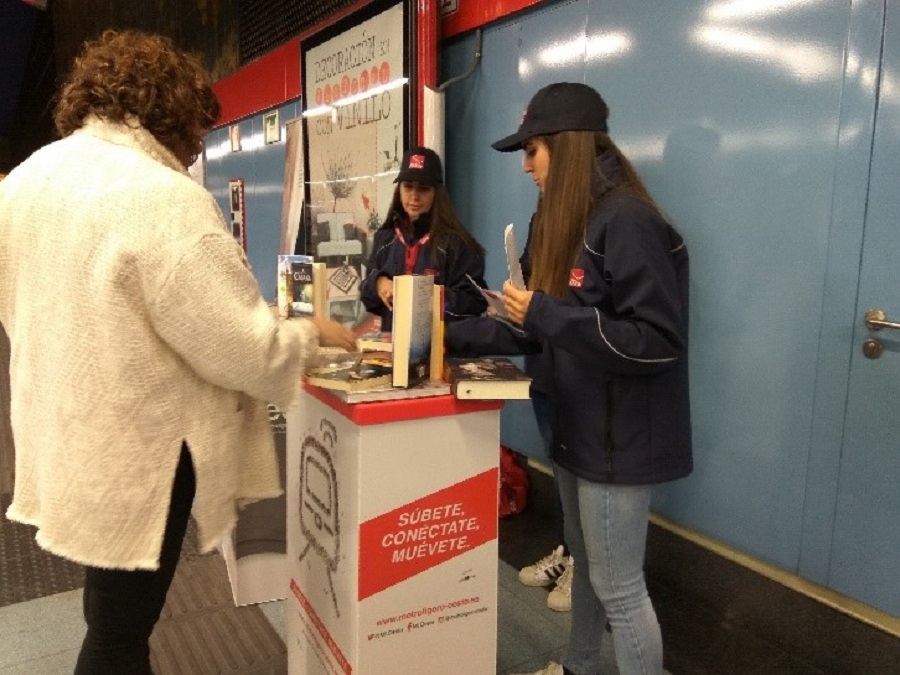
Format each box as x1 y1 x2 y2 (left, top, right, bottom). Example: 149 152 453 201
408 154 425 169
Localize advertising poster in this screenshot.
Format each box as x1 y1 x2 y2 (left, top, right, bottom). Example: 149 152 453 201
302 0 407 324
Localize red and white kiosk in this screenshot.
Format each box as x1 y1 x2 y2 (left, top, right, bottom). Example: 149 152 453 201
285 386 502 675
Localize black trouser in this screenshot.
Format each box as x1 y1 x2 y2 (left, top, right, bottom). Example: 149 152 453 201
74 444 195 675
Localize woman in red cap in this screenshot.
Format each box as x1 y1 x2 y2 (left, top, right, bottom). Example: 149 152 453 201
449 82 692 675
360 146 488 331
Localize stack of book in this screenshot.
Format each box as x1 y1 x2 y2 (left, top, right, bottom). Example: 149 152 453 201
305 269 532 402
306 358 394 393
305 275 447 403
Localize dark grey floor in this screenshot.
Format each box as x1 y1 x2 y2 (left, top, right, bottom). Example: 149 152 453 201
4 467 899 674
500 462 900 675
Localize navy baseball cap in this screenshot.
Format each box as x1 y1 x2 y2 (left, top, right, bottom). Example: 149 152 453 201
395 146 443 185
492 82 609 152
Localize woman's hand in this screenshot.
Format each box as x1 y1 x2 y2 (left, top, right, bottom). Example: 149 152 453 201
376 276 393 310
311 317 358 352
502 280 534 326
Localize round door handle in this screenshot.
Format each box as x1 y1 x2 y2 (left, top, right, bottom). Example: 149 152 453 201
864 308 900 331
863 338 883 359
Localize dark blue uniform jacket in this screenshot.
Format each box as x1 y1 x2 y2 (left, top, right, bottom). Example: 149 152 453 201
446 157 692 486
360 211 488 332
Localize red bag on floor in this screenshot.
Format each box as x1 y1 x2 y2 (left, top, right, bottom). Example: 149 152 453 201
499 446 528 517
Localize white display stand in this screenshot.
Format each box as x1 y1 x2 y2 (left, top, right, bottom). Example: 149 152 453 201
220 402 289 607
220 534 286 607
286 386 502 675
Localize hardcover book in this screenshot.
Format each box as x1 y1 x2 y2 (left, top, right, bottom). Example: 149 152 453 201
277 255 326 319
443 357 532 400
391 274 435 388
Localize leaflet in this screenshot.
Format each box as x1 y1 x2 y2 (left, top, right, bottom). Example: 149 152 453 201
466 274 509 320
504 223 525 290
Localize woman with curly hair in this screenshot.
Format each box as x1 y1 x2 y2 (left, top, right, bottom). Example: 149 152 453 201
0 29 355 674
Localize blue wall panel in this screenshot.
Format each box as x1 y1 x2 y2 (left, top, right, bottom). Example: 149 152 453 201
205 101 302 303
199 0 893 609
442 0 857 574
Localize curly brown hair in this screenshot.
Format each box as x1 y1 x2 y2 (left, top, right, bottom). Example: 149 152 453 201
54 30 220 159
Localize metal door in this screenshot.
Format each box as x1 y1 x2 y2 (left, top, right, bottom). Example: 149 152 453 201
829 0 900 616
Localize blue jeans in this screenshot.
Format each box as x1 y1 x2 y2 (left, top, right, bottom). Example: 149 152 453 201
556 464 662 675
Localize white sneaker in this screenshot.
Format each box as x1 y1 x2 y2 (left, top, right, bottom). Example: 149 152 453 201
518 545 568 587
546 558 573 612
510 662 564 675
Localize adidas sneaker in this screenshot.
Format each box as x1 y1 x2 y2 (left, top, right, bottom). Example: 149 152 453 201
517 545 568 587
546 558 573 612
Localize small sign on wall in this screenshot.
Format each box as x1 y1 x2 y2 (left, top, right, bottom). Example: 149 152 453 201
264 110 281 144
229 178 247 251
230 124 241 152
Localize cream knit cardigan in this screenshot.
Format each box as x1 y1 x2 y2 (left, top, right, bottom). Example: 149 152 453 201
0 117 319 569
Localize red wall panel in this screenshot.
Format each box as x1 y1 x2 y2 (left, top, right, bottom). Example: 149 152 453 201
442 0 542 39
212 38 301 127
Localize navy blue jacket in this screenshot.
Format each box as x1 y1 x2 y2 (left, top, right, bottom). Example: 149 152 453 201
446 174 692 486
360 211 488 331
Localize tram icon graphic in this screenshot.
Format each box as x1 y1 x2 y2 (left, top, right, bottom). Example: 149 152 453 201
297 418 341 616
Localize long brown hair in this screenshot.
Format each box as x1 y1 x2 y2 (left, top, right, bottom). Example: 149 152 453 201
387 184 485 265
528 130 662 297
54 30 220 158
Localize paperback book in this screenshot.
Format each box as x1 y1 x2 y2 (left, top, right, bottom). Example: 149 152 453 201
306 361 393 393
391 274 435 388
356 331 392 352
443 356 532 400
325 379 452 404
277 255 326 319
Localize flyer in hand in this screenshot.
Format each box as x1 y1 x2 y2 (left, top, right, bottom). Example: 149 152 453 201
504 223 526 290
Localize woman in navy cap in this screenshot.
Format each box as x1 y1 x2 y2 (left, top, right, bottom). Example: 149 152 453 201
360 146 488 331
448 82 692 675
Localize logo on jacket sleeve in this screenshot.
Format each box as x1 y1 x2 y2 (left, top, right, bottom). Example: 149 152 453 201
569 268 585 287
